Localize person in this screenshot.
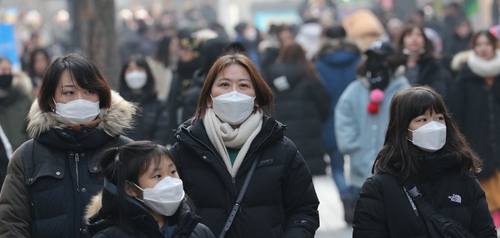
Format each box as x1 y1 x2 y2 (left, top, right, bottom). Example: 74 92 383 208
119 56 169 145
0 123 12 192
313 24 361 223
146 36 177 102
394 24 450 97
335 41 409 224
0 57 32 151
169 53 320 237
234 22 262 71
181 37 231 124
27 48 51 97
353 86 496 237
266 42 330 175
448 30 500 229
166 30 202 146
85 141 215 238
0 53 136 237
441 19 473 75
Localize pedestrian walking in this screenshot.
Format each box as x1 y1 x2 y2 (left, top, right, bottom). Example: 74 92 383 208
353 87 496 237
169 53 320 237
0 53 135 237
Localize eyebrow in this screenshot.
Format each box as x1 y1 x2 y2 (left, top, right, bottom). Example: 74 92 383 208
216 78 251 82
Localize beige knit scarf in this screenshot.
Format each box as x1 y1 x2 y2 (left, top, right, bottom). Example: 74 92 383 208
203 108 262 177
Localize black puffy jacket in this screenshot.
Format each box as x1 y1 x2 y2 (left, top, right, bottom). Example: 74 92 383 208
170 117 320 237
447 66 500 179
353 153 496 238
121 92 169 145
265 62 331 175
86 190 214 238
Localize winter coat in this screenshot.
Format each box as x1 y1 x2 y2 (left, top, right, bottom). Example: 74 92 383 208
0 91 135 238
121 92 169 146
335 72 409 188
265 62 330 175
447 51 500 179
353 152 496 238
410 57 450 97
170 117 320 237
441 32 472 73
166 58 203 145
314 39 361 152
0 71 32 151
0 131 8 192
86 190 215 238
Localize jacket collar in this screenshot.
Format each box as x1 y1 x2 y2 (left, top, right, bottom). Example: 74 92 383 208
27 91 136 138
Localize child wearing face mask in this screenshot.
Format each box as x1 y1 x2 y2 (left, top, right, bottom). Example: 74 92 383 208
85 140 215 238
352 87 496 237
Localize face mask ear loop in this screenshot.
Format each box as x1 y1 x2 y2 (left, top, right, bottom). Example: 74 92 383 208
130 182 145 202
407 128 414 143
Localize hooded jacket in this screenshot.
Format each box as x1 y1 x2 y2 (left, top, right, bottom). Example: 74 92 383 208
0 91 135 238
447 50 500 179
85 190 215 238
314 38 361 152
335 69 409 188
353 152 496 237
170 117 320 237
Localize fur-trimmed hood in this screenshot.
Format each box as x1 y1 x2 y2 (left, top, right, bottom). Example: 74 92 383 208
27 91 136 138
85 191 103 221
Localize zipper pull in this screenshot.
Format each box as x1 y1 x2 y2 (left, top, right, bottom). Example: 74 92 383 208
75 153 80 162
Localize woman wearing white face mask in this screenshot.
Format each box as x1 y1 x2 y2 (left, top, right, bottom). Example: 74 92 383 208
0 53 136 237
448 30 500 229
85 141 214 238
119 56 169 145
170 53 319 237
353 87 495 237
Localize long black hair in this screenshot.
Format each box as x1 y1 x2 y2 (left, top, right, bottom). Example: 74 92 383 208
98 141 177 233
373 87 481 184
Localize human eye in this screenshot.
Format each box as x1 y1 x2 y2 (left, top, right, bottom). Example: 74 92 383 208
153 174 162 179
85 89 96 94
171 170 177 175
63 90 74 95
416 117 427 122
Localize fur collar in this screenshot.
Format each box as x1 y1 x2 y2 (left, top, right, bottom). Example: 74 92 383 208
451 50 470 72
467 50 500 77
27 91 136 138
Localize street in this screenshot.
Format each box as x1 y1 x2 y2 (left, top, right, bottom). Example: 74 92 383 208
313 174 353 238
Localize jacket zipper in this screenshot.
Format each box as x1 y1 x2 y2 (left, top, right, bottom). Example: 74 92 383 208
75 153 80 192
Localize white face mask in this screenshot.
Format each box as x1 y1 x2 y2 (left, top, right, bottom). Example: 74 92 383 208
211 91 255 125
244 28 258 41
134 177 185 216
124 70 147 89
408 121 447 152
55 99 101 124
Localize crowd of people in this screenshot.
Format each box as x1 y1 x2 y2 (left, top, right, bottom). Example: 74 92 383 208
0 0 499 237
